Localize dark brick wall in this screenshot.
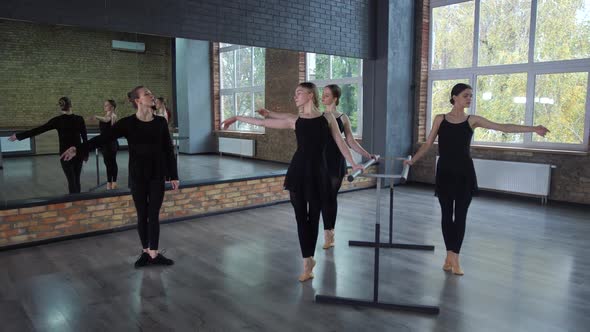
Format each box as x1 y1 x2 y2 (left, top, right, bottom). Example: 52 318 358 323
0 20 173 128
0 20 173 153
0 0 374 59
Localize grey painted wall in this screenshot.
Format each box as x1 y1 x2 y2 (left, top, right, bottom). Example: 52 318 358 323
362 0 415 182
0 0 374 58
387 0 415 169
175 39 215 154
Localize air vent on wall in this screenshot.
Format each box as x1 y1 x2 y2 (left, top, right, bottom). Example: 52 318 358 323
111 40 145 53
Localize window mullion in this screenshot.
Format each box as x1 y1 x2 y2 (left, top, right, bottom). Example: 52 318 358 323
524 73 535 145
583 75 590 147
470 73 477 116
250 47 254 89
528 0 538 65
472 0 480 69
233 49 238 90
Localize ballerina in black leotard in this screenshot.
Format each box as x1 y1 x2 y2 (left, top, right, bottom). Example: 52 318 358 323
222 82 363 282
407 83 549 276
89 99 119 190
62 86 180 268
9 97 87 194
259 84 377 249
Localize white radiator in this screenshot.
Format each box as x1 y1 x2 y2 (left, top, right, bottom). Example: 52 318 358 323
436 157 553 203
218 137 255 157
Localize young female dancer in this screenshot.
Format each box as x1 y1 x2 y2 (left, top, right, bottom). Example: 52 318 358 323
222 82 363 282
259 84 377 249
9 97 87 194
90 99 119 189
406 83 549 275
62 86 179 267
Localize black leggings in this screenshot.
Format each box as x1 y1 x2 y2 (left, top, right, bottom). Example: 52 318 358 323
321 175 343 230
60 158 83 194
438 194 472 254
290 191 321 258
101 148 118 182
131 181 165 250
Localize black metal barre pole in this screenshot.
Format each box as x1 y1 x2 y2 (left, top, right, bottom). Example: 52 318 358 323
95 148 100 186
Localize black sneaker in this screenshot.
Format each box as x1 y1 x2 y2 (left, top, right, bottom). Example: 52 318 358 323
150 253 174 266
134 252 150 268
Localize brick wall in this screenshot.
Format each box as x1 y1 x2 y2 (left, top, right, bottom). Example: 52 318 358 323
211 42 221 131
0 20 173 153
0 167 377 247
411 0 590 204
214 48 362 164
0 0 374 59
413 0 430 142
216 48 302 163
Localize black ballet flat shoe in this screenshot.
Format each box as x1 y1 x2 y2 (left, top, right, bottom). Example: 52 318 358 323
134 252 150 268
150 253 175 266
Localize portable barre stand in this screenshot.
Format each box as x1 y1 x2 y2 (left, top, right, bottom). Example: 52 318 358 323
315 157 439 314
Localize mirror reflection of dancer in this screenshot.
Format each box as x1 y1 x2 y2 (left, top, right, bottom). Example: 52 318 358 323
90 100 119 190
222 82 363 282
9 97 87 194
154 97 172 124
62 86 179 268
259 84 378 250
406 83 549 276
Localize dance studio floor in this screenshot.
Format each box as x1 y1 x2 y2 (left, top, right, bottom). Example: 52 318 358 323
0 153 287 203
0 185 588 331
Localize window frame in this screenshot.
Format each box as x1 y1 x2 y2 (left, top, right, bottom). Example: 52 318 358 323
305 53 364 138
219 44 265 133
427 0 590 151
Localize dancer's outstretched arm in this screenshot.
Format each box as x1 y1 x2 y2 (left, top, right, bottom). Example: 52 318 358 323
221 115 296 130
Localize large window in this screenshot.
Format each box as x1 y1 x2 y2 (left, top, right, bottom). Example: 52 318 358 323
219 44 265 132
428 0 590 151
306 53 363 137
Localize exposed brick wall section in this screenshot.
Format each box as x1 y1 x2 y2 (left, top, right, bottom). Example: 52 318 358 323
298 52 307 83
215 49 363 164
211 42 221 131
414 0 430 143
217 48 301 163
411 0 590 204
0 20 173 153
0 166 377 247
0 0 374 59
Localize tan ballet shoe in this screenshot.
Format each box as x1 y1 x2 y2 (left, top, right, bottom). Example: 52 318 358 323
298 272 314 282
443 262 452 271
106 183 112 190
322 230 335 249
451 265 464 276
299 257 316 282
111 182 117 189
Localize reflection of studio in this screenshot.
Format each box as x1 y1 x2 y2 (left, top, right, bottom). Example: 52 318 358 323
0 0 589 331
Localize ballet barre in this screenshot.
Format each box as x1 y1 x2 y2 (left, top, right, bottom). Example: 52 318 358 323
347 156 434 250
315 156 439 314
347 156 410 183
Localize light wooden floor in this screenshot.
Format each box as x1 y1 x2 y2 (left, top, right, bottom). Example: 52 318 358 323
0 185 588 331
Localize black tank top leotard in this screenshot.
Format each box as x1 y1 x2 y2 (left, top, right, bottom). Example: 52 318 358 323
284 115 332 202
435 114 478 198
99 119 119 152
324 114 347 180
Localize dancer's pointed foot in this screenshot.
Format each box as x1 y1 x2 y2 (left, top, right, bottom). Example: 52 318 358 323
298 257 316 282
322 229 335 249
